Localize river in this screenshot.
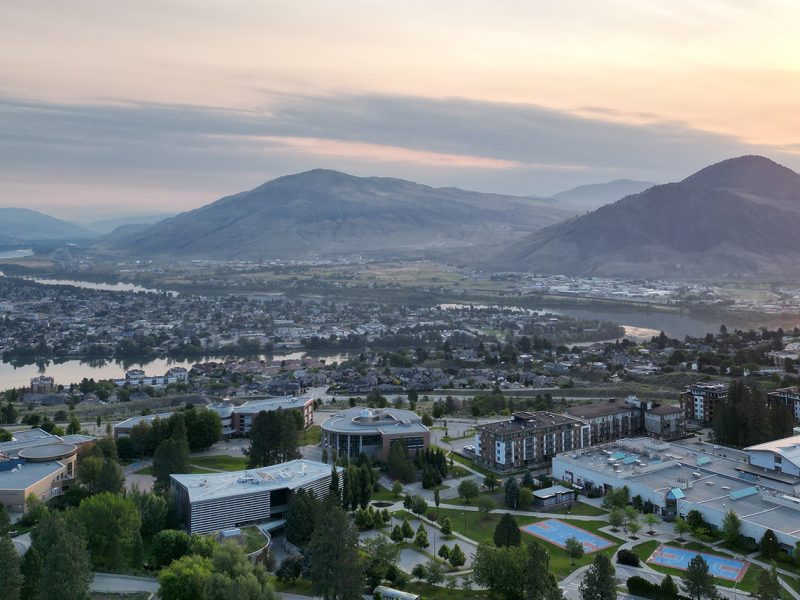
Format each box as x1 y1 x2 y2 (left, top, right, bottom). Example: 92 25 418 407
0 249 34 259
0 352 352 390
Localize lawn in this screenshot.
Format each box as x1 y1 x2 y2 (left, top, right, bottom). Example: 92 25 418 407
298 425 322 446
271 576 315 595
372 486 402 502
560 501 607 517
241 526 269 553
189 455 248 471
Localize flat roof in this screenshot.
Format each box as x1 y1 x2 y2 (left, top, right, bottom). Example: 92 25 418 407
321 407 429 435
113 412 173 430
534 484 574 498
566 402 635 419
18 443 76 460
0 460 64 490
647 404 683 415
476 411 581 435
0 429 62 457
234 394 313 415
745 435 800 458
171 459 338 503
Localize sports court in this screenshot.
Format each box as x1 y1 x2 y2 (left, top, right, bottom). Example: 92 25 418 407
647 545 749 582
520 518 614 553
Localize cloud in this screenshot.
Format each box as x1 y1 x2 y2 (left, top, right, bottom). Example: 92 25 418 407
1 93 798 217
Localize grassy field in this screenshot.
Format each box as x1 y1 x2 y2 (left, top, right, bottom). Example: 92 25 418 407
299 425 322 446
241 526 269 553
189 455 248 471
372 486 402 502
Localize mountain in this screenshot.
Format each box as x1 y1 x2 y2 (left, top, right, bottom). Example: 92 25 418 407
101 169 571 260
88 213 175 234
496 156 800 280
547 179 656 212
0 208 97 247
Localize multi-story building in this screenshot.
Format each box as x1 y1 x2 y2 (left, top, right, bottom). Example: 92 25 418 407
680 382 729 424
225 395 315 434
30 375 55 394
171 459 340 534
113 412 174 439
320 407 429 460
745 434 800 477
565 400 640 444
644 404 685 440
474 411 588 472
767 387 800 423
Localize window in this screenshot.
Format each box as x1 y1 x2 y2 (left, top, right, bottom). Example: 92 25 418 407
401 436 425 450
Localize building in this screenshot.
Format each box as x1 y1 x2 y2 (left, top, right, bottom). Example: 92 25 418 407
565 399 640 444
171 459 340 534
113 367 189 388
113 413 174 438
320 407 430 460
745 434 800 477
644 404 685 440
224 394 314 435
474 411 588 472
553 437 800 550
767 387 800 423
0 429 93 512
30 375 55 394
533 484 576 508
680 382 729 424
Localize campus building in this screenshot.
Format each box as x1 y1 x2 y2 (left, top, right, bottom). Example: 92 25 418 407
745 434 800 477
553 437 800 550
171 459 340 534
680 382 729 424
113 412 174 439
565 400 641 444
320 407 430 460
474 411 588 472
0 429 94 512
212 394 315 435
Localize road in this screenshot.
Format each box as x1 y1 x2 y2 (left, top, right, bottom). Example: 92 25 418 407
89 573 159 594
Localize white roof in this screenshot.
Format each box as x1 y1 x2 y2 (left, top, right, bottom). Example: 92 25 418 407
113 412 173 430
746 435 800 464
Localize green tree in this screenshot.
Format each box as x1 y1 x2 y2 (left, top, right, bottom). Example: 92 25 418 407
285 488 321 548
441 517 452 536
385 441 415 483
179 408 222 451
525 541 563 600
391 480 403 498
434 488 440 508
95 458 125 494
414 523 429 548
674 517 691 541
505 477 520 508
33 512 92 600
627 517 641 539
131 489 168 538
20 545 43 600
754 564 781 600
158 554 213 600
478 495 496 514
519 487 533 508
0 534 22 600
66 415 81 435
449 543 466 569
390 525 404 543
721 510 741 545
362 536 400 588
152 426 191 494
76 492 142 571
243 409 300 468
457 479 479 503
760 530 781 560
660 574 680 600
565 536 584 566
472 543 527 600
493 513 521 547
579 554 615 600
307 503 364 600
0 502 10 534
484 473 499 491
423 558 445 586
645 513 659 535
608 508 624 531
683 555 719 600
401 518 414 540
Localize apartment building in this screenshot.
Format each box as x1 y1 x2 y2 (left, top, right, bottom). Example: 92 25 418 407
680 382 729 424
767 386 800 423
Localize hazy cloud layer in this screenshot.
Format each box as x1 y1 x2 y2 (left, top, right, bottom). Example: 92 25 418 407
1 94 797 218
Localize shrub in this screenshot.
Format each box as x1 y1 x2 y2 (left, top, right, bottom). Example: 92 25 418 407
617 548 640 567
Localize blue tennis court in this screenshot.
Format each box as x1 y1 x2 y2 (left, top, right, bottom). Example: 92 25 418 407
520 519 614 553
647 545 749 582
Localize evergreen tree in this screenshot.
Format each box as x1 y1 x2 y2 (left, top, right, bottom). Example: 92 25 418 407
20 545 42 600
307 504 364 600
505 477 520 508
525 541 563 600
760 530 781 560
721 510 741 545
244 409 300 468
285 489 321 548
683 555 719 600
493 513 521 547
754 564 782 600
35 514 92 600
152 423 191 494
385 441 415 483
660 575 679 600
441 517 452 536
413 524 429 548
0 534 22 600
579 554 615 600
449 543 466 569
401 518 414 540
390 525 404 543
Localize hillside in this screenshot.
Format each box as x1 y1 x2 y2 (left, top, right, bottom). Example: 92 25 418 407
88 213 175 234
0 208 97 247
101 169 570 260
548 179 655 212
496 156 800 280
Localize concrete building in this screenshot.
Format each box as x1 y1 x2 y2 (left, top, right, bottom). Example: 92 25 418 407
644 404 685 440
767 387 800 423
226 394 314 434
565 400 640 444
30 375 55 394
745 434 800 477
171 459 339 534
0 429 89 512
113 367 188 389
680 382 729 424
533 484 576 508
474 411 588 472
553 437 800 550
320 407 430 460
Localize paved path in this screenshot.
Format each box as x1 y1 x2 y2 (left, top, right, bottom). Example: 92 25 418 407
11 533 31 556
90 573 159 594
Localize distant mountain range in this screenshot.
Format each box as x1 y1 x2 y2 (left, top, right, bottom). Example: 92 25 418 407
87 213 175 234
100 169 571 260
545 179 655 213
496 156 800 280
0 207 97 248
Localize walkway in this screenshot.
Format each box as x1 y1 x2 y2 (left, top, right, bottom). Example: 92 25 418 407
90 573 159 594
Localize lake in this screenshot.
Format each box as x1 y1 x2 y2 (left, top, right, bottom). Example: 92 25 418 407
27 277 179 296
0 249 34 259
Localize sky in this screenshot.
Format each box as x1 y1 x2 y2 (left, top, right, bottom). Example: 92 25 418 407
1 0 799 220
